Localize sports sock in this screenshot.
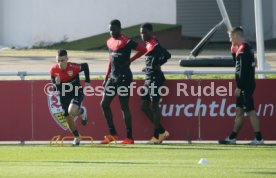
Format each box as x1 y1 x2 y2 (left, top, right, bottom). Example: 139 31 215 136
72 130 79 137
154 129 159 139
109 127 117 136
126 128 133 139
159 126 165 134
229 132 237 139
255 132 263 141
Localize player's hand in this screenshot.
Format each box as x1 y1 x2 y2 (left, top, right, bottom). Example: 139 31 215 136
235 88 241 97
55 76 60 84
142 67 146 73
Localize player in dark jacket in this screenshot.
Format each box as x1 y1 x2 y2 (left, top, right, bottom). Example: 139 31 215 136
219 27 264 145
100 19 147 144
140 23 171 144
50 49 90 146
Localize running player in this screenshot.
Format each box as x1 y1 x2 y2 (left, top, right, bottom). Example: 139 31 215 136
50 49 90 146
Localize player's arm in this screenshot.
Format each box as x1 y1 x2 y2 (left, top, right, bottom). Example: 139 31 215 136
80 63 90 85
50 75 62 91
156 45 171 66
237 53 249 90
103 57 111 86
231 45 237 62
129 41 147 62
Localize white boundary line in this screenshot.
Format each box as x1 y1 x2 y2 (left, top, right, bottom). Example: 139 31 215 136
1 140 276 145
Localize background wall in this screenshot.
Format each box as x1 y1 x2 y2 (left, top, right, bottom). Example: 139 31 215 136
177 0 276 42
1 0 276 47
1 80 276 141
241 0 276 41
0 0 177 48
176 0 241 41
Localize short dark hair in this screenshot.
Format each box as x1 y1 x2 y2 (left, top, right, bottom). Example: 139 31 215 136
110 19 121 28
141 23 153 32
57 49 67 57
229 26 244 36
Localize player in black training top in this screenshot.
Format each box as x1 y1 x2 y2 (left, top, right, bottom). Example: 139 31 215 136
50 49 91 146
100 19 146 144
140 23 171 144
219 27 264 145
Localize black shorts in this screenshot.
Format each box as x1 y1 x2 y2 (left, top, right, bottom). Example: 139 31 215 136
141 79 164 103
104 77 131 98
60 92 84 117
236 89 255 112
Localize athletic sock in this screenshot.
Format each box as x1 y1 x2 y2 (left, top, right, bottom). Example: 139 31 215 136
229 132 237 139
109 127 117 136
255 132 263 141
72 130 80 137
126 128 133 139
154 129 159 139
159 126 165 134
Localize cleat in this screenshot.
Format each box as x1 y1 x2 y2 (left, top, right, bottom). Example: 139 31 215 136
72 137 80 146
159 130 170 143
218 137 236 144
120 138 134 144
100 135 118 144
147 137 160 144
249 138 264 145
81 107 88 126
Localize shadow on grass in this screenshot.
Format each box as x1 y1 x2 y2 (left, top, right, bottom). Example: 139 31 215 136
249 172 276 175
0 160 161 165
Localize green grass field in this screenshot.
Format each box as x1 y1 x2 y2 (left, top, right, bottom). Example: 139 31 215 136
0 144 275 178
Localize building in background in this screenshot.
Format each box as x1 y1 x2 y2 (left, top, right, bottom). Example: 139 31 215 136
177 0 276 42
0 0 275 48
0 0 176 48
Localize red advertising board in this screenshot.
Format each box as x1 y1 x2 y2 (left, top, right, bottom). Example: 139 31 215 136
0 79 275 141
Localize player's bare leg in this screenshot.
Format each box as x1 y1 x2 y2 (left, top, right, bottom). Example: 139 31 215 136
219 107 244 144
67 103 86 146
247 110 263 144
68 103 88 126
66 115 76 132
247 110 260 132
233 107 244 133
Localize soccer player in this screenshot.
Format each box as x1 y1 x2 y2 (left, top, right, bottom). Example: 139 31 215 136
219 27 264 145
140 23 171 144
50 49 90 146
100 19 146 144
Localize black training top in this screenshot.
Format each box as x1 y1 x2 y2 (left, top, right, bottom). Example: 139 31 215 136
107 34 138 80
50 62 90 96
144 36 171 81
232 43 256 90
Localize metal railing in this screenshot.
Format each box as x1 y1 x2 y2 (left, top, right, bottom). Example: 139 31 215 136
1 70 276 80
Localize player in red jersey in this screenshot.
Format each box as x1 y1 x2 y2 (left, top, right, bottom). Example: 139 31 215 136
140 23 171 144
50 49 91 146
219 27 263 145
100 19 146 144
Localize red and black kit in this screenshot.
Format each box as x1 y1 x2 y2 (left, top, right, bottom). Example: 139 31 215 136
50 62 90 116
101 34 146 139
142 36 171 102
231 42 256 112
141 36 171 140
